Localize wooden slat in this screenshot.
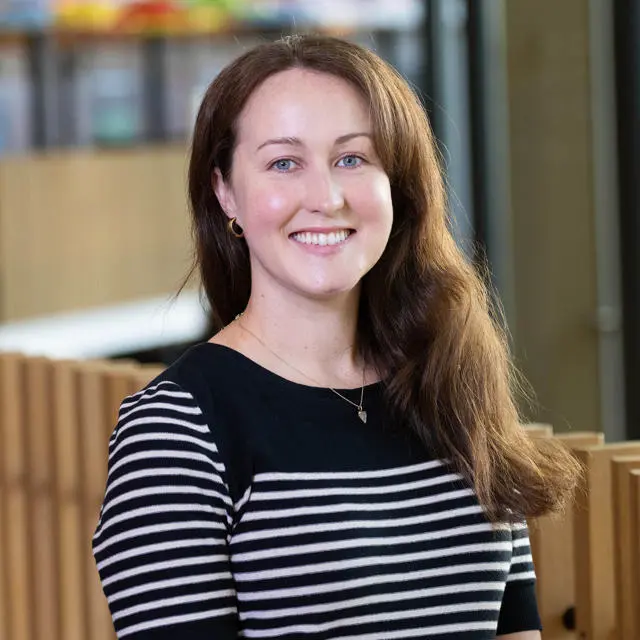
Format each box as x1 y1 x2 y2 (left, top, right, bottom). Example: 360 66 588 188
104 362 140 430
611 456 640 640
527 431 603 639
573 442 640 640
523 422 554 604
523 422 554 438
77 362 117 640
629 470 640 638
51 359 86 640
0 354 31 640
555 431 605 447
0 483 7 640
0 355 9 640
24 357 59 640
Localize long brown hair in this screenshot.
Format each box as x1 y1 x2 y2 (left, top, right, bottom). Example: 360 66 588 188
186 34 580 522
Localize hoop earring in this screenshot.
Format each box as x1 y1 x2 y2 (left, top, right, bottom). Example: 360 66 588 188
228 217 244 238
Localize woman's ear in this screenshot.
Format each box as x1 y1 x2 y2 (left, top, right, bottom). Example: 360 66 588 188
212 168 236 220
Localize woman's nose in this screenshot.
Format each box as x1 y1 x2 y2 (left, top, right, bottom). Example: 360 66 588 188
304 168 345 215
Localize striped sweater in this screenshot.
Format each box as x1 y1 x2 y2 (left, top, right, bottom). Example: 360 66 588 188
93 342 541 639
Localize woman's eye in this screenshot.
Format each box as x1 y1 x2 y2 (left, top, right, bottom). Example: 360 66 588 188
337 155 364 168
271 159 296 172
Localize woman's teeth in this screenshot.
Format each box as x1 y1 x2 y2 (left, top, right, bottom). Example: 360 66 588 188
291 230 352 246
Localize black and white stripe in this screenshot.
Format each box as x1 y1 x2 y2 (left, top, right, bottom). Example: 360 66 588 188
93 382 237 638
93 380 538 639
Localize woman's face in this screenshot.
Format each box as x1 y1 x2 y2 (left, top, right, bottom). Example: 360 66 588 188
214 68 393 305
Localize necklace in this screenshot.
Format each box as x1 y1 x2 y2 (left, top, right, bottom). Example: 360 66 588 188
235 314 368 423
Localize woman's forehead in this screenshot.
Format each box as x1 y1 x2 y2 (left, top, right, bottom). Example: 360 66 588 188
235 69 372 146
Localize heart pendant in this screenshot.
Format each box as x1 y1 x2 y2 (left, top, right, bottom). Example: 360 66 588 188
358 409 367 423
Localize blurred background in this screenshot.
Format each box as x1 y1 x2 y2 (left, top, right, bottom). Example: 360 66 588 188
0 0 637 442
2 3 640 639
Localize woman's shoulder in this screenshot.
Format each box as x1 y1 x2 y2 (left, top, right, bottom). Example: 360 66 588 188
114 342 254 502
110 342 252 456
157 338 230 378
135 341 242 408
112 346 218 446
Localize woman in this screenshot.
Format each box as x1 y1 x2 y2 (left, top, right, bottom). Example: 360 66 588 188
93 34 580 639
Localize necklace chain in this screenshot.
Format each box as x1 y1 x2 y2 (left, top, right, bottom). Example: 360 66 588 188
235 315 366 417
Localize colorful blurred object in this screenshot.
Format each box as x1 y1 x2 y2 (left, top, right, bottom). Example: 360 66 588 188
54 0 117 30
0 0 423 35
0 0 54 30
51 0 238 32
113 0 187 33
0 0 239 32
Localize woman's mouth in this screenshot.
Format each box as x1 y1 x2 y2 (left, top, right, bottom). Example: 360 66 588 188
290 229 354 246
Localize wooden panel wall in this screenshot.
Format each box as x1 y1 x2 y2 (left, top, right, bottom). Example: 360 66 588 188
0 353 166 640
0 146 194 321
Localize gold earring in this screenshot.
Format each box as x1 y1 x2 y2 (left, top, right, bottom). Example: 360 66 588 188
228 217 244 238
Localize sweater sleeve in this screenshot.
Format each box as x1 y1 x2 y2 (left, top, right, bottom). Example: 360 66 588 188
496 520 542 635
92 380 239 639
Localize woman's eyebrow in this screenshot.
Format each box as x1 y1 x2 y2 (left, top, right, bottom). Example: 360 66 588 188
256 132 372 152
335 132 372 145
256 136 303 151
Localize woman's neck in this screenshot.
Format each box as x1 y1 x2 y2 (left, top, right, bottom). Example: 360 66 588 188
212 289 371 389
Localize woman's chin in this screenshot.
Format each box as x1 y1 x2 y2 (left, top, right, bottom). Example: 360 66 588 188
291 278 362 301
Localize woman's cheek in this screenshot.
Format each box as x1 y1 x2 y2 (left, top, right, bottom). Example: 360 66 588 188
372 175 393 209
256 189 297 225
